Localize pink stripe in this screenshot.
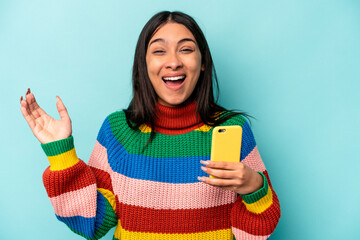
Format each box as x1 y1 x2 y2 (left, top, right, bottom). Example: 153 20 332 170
50 184 97 218
112 173 237 210
242 146 266 172
88 141 237 210
232 227 270 240
88 141 113 173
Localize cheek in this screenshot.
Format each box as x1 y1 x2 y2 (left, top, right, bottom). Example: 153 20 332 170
186 61 202 81
186 54 202 73
145 56 153 74
146 58 162 77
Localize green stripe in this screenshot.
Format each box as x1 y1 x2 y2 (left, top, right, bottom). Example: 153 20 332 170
41 136 74 157
93 197 118 239
241 172 269 204
107 111 246 158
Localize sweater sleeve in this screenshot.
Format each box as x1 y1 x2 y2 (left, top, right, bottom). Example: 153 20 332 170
230 121 281 239
41 118 118 240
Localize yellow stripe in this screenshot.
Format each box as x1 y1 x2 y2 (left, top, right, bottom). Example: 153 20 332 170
98 188 117 213
243 186 273 214
139 124 151 133
114 221 233 240
214 111 222 120
47 148 79 171
140 123 213 133
195 124 213 132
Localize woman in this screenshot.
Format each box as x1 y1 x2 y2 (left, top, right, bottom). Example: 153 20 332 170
20 11 280 240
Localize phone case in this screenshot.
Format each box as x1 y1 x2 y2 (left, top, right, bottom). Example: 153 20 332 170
210 125 243 178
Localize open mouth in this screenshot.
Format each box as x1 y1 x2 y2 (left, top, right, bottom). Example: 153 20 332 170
162 75 186 86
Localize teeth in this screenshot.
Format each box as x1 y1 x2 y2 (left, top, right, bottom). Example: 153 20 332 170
163 75 185 81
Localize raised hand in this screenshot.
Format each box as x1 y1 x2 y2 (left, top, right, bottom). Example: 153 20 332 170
20 88 72 144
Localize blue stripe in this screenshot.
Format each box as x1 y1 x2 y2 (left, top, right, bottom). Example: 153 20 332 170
56 215 96 239
94 192 106 232
98 118 207 183
97 117 112 147
55 192 106 239
96 116 256 183
240 121 257 160
107 138 209 183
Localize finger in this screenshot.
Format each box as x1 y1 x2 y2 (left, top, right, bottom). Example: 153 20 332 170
24 88 33 112
23 88 31 112
201 166 236 179
25 91 36 112
25 91 45 116
201 160 240 170
20 106 36 130
30 93 47 116
20 97 33 118
25 93 45 118
56 96 70 121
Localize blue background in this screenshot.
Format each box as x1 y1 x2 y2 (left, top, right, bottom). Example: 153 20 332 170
1 0 359 239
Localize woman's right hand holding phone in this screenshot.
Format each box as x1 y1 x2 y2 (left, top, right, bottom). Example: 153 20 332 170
20 88 72 144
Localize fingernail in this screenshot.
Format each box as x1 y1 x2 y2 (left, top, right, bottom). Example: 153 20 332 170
200 160 209 165
201 166 207 171
26 88 30 95
20 96 23 102
198 176 204 181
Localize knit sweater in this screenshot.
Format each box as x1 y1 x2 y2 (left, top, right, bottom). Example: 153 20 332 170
41 101 280 240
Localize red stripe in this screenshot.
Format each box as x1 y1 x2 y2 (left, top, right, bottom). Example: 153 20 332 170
231 171 281 235
154 122 205 135
117 201 233 233
43 160 96 198
152 101 205 135
89 166 114 193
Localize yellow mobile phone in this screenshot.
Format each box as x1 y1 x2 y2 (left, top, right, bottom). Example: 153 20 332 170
210 125 243 178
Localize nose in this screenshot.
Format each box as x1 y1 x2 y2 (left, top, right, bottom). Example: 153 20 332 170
165 53 183 70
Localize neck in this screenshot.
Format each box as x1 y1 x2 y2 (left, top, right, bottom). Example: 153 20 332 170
153 101 204 135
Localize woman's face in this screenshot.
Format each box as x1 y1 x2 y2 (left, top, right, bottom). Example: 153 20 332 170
146 22 203 107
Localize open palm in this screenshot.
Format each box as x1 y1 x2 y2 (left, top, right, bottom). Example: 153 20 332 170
20 89 72 144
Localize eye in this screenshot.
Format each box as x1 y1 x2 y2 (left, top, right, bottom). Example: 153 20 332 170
153 50 165 54
181 48 194 53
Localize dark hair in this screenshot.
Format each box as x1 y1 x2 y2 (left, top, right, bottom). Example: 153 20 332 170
124 11 247 139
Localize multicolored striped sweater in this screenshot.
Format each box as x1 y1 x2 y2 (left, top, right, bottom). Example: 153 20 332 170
41 101 280 240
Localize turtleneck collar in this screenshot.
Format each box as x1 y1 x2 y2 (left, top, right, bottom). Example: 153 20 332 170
153 101 204 135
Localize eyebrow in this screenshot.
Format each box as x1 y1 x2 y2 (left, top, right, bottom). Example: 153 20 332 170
149 38 196 46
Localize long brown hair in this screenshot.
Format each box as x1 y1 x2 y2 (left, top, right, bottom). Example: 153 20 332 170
124 11 247 140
